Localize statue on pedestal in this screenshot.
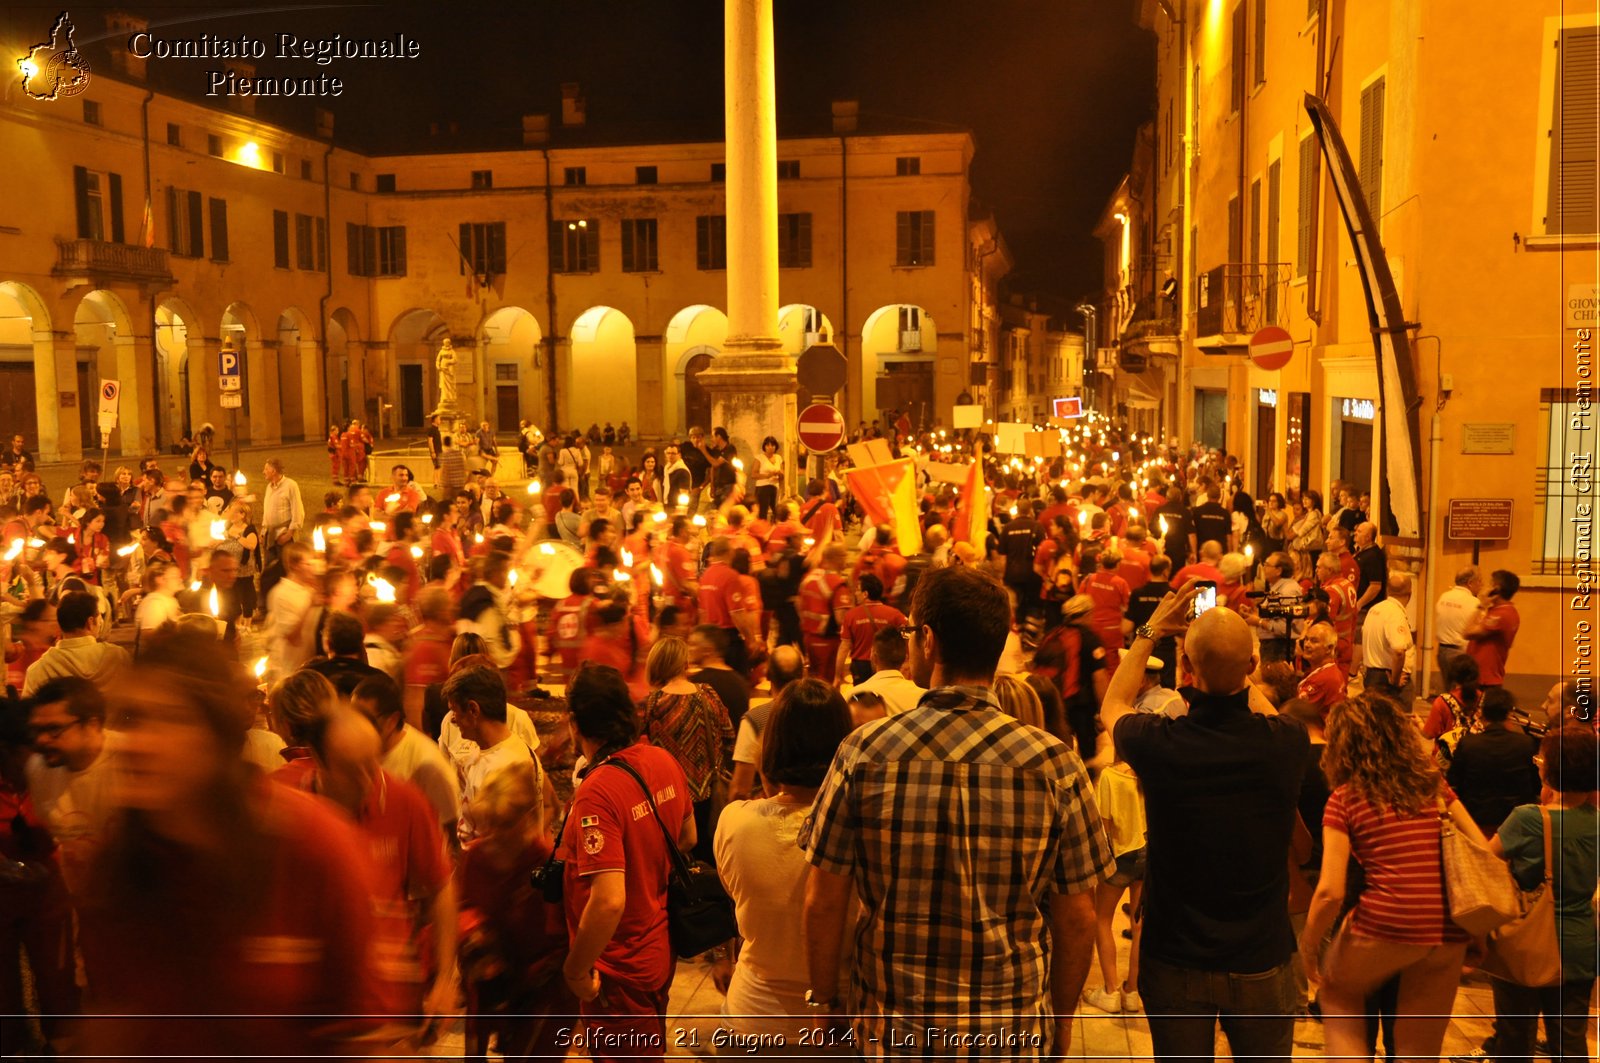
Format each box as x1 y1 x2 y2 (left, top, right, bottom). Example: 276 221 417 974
434 336 458 415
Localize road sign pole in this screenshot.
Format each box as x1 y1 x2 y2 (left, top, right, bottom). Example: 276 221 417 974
231 407 240 474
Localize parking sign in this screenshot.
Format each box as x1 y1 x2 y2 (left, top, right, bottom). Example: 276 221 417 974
219 346 241 392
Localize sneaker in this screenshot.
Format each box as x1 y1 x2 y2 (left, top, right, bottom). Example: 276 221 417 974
1082 986 1123 1013
1120 987 1143 1012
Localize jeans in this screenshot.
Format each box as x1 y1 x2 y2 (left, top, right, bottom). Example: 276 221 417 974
1139 955 1297 1063
1363 667 1400 694
1489 976 1595 1063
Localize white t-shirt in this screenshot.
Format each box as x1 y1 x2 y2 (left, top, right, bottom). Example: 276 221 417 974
243 727 288 773
714 798 825 1037
135 591 181 632
731 713 762 768
383 723 461 828
1434 585 1479 648
265 578 317 678
439 703 540 779
1361 597 1414 673
852 668 927 716
458 734 539 845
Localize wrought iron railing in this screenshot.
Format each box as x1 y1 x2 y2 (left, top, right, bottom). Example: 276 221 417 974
54 238 172 282
1195 262 1291 335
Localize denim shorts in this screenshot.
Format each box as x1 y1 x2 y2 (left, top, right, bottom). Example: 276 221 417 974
1108 846 1147 888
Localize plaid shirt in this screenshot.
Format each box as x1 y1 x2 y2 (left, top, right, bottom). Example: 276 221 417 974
800 684 1112 1057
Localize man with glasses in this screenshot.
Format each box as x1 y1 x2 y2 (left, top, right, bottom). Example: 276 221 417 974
1295 622 1347 719
25 675 111 842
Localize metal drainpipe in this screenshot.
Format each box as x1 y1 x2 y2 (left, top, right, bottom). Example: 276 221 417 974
142 88 158 453
320 141 335 439
839 133 850 430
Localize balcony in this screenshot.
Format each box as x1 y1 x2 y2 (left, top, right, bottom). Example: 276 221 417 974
1194 262 1291 351
54 238 174 287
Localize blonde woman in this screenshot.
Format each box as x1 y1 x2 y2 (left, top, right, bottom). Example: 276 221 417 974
993 673 1046 731
1299 692 1490 1062
267 668 340 783
640 636 734 865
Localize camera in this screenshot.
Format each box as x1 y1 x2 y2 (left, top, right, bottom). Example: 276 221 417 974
1255 593 1312 621
529 855 565 903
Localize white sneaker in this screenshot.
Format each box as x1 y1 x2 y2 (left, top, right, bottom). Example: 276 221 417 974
1121 987 1143 1012
1082 986 1123 1013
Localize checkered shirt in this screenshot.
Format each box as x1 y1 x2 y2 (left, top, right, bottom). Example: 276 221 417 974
800 684 1112 1056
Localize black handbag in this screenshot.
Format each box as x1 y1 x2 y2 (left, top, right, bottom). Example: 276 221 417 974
607 757 738 959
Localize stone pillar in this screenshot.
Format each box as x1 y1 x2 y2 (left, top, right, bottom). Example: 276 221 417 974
114 329 156 457
300 337 326 442
634 335 666 440
248 339 283 447
36 330 81 463
698 0 796 475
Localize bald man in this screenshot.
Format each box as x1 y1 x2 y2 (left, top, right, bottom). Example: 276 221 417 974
296 708 458 1031
1102 582 1310 1063
726 643 808 801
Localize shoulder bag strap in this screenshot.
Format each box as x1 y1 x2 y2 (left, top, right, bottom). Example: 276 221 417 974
606 756 693 880
1540 805 1554 886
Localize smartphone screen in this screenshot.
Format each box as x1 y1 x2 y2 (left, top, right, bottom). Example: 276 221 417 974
1190 580 1218 619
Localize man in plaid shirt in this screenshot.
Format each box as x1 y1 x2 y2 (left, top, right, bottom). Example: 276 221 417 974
800 565 1111 1058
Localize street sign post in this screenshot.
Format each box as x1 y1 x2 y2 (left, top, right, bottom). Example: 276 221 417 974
796 343 847 398
218 338 243 471
797 402 846 454
1249 326 1294 371
1447 497 1513 565
97 379 118 455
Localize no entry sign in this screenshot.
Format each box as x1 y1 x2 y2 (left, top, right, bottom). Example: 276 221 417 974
1249 326 1294 370
797 403 846 453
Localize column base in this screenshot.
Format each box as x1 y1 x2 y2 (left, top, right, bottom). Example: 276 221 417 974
696 341 798 499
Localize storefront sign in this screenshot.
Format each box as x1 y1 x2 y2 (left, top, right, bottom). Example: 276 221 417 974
1461 422 1515 454
1341 398 1374 421
1446 498 1513 541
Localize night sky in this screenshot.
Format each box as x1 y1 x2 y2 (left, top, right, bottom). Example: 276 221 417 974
15 1 1154 305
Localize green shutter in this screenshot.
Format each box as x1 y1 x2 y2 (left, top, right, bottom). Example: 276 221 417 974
548 220 564 273
1297 137 1317 278
208 197 227 261
461 222 473 275
347 222 363 275
1549 28 1600 234
1253 0 1266 86
74 166 91 239
1358 77 1385 220
1267 159 1282 321
582 219 597 272
187 190 204 257
108 172 124 243
273 210 289 268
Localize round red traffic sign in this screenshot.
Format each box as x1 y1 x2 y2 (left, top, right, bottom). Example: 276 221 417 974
797 403 846 453
1249 325 1294 371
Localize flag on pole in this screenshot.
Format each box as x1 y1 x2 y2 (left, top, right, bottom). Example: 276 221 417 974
844 458 922 556
141 192 155 248
951 453 988 553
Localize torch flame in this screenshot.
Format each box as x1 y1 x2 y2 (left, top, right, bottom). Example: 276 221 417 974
208 587 219 617
234 470 246 487
254 656 268 679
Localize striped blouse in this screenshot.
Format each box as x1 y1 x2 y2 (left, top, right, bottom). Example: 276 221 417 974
1322 783 1470 945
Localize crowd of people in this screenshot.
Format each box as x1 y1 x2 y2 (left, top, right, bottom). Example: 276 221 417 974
0 414 1593 1062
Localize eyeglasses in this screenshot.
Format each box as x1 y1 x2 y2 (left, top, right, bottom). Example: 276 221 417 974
29 718 83 741
889 625 914 640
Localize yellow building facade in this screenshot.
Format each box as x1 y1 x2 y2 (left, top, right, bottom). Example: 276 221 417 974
0 25 1001 462
1131 0 1599 698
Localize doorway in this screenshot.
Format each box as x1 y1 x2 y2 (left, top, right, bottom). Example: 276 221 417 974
876 360 934 426
1194 388 1227 450
1255 398 1276 498
399 364 424 429
684 352 713 433
496 385 519 433
1339 419 1373 495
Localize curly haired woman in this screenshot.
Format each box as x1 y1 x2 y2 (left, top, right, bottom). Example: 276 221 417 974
1298 692 1492 1061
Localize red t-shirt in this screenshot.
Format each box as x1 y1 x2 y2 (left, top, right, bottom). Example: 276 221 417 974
1466 603 1519 686
1171 562 1223 588
663 541 698 613
78 783 384 1059
283 770 450 1013
1297 662 1347 718
801 499 840 543
541 486 564 524
732 573 760 620
698 562 737 628
1321 783 1469 946
560 744 692 990
841 602 907 662
1115 549 1151 592
1081 571 1130 650
764 519 806 559
430 529 465 572
404 630 454 688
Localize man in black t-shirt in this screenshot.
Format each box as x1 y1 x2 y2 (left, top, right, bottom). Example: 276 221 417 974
1191 488 1232 553
1000 502 1044 628
681 426 712 511
1156 487 1197 567
1126 555 1177 688
1353 521 1388 615
688 624 751 731
424 415 443 482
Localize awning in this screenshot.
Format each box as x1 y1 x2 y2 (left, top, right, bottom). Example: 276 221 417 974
1119 370 1164 409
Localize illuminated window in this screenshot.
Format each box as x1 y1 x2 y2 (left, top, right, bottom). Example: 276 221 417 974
548 218 597 273
168 187 202 257
1534 389 1597 574
72 166 117 242
495 364 517 381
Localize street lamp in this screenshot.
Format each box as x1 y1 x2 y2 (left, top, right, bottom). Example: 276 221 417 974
1075 302 1098 412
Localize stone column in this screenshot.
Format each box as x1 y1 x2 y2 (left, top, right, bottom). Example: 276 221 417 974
36 330 81 463
698 0 797 480
248 339 283 447
634 334 667 441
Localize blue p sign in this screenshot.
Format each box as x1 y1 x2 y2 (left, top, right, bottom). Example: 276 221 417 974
219 349 239 377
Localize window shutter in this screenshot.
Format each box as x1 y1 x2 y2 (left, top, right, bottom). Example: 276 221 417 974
1253 0 1266 86
1358 78 1385 219
1267 160 1282 320
347 222 363 275
1249 178 1262 266
186 190 204 257
696 216 709 270
1231 2 1246 111
108 172 125 243
460 222 473 275
622 219 635 269
896 211 910 264
392 228 407 276
364 226 377 276
1297 137 1316 277
1550 28 1600 234
491 222 508 275
273 210 289 268
547 220 564 273
800 212 812 267
208 197 227 261
581 220 596 272
74 166 91 239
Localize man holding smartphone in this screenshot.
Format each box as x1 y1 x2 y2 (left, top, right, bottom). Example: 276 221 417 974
1101 580 1310 1063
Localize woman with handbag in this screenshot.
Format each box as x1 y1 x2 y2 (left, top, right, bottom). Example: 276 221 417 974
1299 691 1492 1062
640 638 734 866
1475 724 1598 1063
559 663 696 1063
1288 490 1326 582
